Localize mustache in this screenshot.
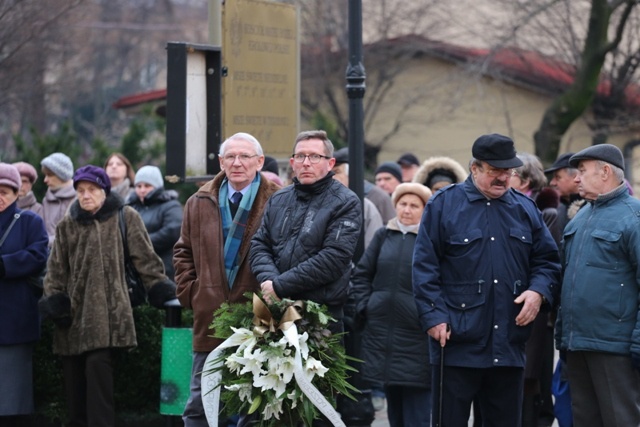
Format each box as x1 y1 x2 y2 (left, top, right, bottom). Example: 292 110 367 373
491 179 508 187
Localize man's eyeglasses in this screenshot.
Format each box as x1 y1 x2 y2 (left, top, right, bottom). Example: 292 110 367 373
291 153 331 164
481 166 517 177
222 154 259 163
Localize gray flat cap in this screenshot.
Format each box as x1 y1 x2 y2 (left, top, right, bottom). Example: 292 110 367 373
569 144 624 170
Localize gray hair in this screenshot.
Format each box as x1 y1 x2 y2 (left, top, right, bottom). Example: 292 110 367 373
515 152 547 192
596 160 625 182
219 132 263 156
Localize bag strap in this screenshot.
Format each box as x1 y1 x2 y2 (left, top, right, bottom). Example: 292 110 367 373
118 207 131 261
0 213 20 248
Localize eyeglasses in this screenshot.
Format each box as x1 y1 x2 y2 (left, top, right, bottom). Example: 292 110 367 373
222 154 259 163
291 153 331 164
480 166 517 177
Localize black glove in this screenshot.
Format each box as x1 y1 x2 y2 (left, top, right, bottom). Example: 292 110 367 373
147 279 177 309
631 352 640 373
0 257 5 278
38 293 72 328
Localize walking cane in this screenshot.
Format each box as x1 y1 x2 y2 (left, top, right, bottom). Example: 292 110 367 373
437 324 449 427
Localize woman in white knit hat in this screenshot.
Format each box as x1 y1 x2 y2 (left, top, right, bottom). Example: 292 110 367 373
40 152 76 246
127 165 183 279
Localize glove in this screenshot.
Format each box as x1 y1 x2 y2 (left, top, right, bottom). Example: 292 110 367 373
631 352 640 373
0 258 5 278
148 279 177 309
38 293 72 328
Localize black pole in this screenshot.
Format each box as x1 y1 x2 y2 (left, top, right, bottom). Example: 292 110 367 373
342 2 374 426
346 0 366 264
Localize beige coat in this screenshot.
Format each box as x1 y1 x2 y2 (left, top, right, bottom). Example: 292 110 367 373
44 194 166 355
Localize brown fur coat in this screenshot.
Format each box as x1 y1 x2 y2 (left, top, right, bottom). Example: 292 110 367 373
44 193 166 355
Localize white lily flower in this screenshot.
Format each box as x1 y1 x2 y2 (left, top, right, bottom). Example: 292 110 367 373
254 370 287 397
272 355 295 384
224 327 254 348
262 396 284 420
298 332 310 360
239 348 267 377
225 353 247 374
305 356 329 380
224 383 253 403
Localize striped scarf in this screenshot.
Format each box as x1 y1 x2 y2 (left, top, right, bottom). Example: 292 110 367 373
219 173 261 288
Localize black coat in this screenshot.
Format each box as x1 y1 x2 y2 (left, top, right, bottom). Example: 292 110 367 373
350 218 431 388
128 188 183 279
250 173 362 318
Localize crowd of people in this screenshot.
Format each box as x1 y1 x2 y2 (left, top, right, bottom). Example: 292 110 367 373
1 130 639 427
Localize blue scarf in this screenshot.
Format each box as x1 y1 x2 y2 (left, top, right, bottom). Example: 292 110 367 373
219 173 261 287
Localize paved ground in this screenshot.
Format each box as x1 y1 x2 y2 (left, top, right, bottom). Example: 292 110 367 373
369 403 559 427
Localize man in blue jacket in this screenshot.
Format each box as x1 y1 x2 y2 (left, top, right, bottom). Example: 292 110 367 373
556 144 640 427
412 133 561 427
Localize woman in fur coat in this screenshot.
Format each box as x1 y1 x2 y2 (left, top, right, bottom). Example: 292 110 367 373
40 165 176 427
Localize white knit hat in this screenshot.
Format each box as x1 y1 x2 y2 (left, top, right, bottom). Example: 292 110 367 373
135 165 164 189
41 153 74 181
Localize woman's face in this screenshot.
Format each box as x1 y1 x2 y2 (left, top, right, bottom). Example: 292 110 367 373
135 182 155 201
395 193 425 226
106 155 128 184
76 181 106 214
44 171 65 189
18 176 33 198
0 185 18 212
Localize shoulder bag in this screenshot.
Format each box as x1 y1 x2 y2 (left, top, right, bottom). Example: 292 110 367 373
119 208 147 306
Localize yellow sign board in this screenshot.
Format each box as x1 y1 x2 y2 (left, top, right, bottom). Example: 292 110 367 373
223 0 299 156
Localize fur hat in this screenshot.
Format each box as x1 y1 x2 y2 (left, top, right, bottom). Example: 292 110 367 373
0 163 21 192
569 144 624 170
413 156 468 189
135 165 164 189
472 134 523 169
391 182 432 206
375 161 403 183
12 161 38 184
73 165 111 195
41 153 74 181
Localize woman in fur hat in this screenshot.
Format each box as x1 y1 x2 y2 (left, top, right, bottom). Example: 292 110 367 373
412 156 468 192
351 183 433 427
39 165 176 427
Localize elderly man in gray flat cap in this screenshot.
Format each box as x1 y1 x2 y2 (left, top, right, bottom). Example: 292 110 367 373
556 144 640 427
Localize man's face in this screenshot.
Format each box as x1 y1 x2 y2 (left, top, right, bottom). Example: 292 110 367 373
574 160 605 201
290 139 335 185
220 138 264 190
471 161 514 199
375 172 401 195
549 168 579 198
400 164 419 182
331 163 348 187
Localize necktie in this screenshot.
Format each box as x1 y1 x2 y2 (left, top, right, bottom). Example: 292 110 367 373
231 191 243 205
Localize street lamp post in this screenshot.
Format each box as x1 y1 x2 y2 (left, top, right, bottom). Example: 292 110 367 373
342 1 375 426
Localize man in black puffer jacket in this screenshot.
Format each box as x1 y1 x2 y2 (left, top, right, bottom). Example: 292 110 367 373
250 130 362 330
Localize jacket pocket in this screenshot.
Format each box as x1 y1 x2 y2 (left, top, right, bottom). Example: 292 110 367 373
509 228 532 246
443 280 487 343
586 229 621 270
447 229 483 260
